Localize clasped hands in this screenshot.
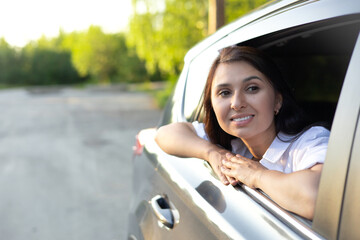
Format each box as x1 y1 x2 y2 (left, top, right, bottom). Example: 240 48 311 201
209 151 266 188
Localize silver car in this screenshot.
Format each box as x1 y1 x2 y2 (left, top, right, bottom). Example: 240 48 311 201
128 0 360 239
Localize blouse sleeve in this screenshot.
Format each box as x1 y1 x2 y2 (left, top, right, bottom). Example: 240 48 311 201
191 121 209 141
292 126 330 171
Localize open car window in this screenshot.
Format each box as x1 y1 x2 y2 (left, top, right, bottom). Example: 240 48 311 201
253 17 360 128
183 49 219 120
182 16 360 231
186 17 360 127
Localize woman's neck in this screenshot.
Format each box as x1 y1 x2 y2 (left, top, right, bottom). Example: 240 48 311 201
241 130 277 161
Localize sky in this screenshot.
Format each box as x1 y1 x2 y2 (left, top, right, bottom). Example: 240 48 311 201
0 0 133 47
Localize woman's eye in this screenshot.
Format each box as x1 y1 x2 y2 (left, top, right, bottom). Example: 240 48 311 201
247 86 259 92
219 90 231 96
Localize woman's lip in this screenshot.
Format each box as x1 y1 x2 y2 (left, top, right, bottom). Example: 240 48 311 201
230 115 254 126
230 114 254 121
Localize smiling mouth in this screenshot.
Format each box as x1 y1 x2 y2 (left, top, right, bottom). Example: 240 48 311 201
231 115 254 122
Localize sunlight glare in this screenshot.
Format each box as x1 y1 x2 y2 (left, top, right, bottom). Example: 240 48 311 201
0 0 132 47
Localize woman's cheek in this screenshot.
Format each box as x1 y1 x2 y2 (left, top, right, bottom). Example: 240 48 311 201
213 100 230 128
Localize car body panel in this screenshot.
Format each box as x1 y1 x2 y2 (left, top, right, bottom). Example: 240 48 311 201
132 129 306 239
339 111 360 239
313 33 360 239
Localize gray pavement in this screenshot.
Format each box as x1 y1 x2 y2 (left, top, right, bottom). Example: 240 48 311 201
0 86 162 240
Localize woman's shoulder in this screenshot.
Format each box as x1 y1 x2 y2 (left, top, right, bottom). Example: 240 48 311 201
191 121 209 141
300 126 330 140
291 126 330 148
286 126 330 171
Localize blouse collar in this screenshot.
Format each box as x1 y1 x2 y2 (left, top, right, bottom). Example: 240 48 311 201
262 132 294 163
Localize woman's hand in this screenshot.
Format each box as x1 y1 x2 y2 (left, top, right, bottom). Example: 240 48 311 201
207 149 238 186
221 152 323 219
155 122 237 186
220 153 266 188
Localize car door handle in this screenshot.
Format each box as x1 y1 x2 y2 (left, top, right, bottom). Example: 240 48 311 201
150 195 180 229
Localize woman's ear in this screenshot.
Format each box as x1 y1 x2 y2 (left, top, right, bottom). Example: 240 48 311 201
275 93 283 113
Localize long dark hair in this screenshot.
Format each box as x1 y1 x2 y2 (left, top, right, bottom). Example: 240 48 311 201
203 46 309 150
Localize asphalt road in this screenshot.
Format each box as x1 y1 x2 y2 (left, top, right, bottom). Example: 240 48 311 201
0 86 162 240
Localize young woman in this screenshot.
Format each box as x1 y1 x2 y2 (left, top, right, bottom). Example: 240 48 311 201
155 46 329 220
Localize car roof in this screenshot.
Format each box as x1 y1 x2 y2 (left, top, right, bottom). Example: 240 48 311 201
185 0 360 62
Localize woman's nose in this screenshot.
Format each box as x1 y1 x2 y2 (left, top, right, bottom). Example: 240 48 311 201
231 93 246 111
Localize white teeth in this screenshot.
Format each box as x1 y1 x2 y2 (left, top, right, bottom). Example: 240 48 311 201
233 116 252 122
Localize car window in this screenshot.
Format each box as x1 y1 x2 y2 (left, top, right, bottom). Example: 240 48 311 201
183 49 219 120
189 18 360 128
244 19 359 225
184 17 360 227
250 18 360 128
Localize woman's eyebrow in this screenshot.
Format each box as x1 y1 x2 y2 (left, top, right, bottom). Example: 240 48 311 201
214 76 263 89
243 76 262 82
214 83 231 89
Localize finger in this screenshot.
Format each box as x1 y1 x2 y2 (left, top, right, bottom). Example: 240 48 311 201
222 179 230 185
236 154 250 160
225 153 234 160
221 165 234 176
229 177 238 186
226 153 240 162
220 161 238 184
222 159 232 168
215 167 229 185
229 154 250 163
220 165 233 185
220 173 230 185
222 159 241 169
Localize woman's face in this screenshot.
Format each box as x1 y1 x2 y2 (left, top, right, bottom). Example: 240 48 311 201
211 61 282 143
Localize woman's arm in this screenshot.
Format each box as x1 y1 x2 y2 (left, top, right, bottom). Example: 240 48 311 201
155 122 235 185
259 164 322 220
221 154 322 219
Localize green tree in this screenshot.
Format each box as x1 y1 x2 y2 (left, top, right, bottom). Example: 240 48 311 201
0 27 150 87
225 0 268 23
128 0 208 78
0 38 24 85
61 26 148 83
128 0 269 81
21 42 82 85
114 33 149 83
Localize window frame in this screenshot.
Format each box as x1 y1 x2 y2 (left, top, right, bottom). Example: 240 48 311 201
312 32 360 239
179 16 360 239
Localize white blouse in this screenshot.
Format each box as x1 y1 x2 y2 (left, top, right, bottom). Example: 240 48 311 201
192 121 330 173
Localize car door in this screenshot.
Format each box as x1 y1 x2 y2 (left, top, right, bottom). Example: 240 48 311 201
128 1 360 239
177 11 360 240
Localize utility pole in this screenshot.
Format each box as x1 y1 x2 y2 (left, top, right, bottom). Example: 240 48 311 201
208 0 225 35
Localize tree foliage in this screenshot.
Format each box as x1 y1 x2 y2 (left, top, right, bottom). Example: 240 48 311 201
225 0 269 23
127 0 208 77
21 44 81 85
0 26 150 86
60 26 149 83
0 38 24 85
0 1 270 88
128 0 269 80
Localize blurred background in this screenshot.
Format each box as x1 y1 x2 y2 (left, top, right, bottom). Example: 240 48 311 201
0 0 268 239
0 0 268 106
